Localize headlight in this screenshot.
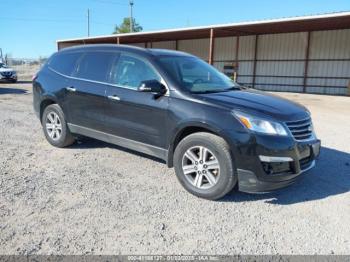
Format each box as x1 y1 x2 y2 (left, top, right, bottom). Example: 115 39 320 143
233 111 288 136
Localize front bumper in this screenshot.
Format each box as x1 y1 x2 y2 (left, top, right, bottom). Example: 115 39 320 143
226 130 321 193
237 159 317 193
0 74 17 81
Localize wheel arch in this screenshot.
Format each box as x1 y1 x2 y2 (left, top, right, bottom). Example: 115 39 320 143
39 95 59 123
167 122 232 167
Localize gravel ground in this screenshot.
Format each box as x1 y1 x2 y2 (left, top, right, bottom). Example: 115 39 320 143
0 82 349 255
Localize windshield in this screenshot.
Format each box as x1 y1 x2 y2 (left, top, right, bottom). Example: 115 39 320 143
158 56 238 93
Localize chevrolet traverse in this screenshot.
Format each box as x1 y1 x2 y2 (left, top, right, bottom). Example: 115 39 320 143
33 45 321 200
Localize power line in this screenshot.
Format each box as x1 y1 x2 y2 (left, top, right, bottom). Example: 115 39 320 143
91 0 127 5
0 16 84 23
0 16 116 27
91 21 117 26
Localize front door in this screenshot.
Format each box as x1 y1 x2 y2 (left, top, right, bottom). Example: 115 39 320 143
104 53 169 152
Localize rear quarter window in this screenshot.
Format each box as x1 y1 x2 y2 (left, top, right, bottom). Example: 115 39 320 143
49 52 81 76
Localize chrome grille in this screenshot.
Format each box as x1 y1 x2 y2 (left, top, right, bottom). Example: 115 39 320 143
1 71 12 77
285 117 313 141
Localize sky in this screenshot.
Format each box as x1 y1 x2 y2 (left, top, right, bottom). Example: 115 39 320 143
0 0 349 58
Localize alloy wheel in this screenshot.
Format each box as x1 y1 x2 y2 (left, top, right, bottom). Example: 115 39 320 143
181 146 220 189
45 111 62 141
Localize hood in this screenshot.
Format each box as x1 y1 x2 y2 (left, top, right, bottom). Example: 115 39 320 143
196 88 309 122
0 67 15 73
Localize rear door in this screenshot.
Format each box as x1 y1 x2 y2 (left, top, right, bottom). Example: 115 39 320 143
65 51 119 132
104 53 169 150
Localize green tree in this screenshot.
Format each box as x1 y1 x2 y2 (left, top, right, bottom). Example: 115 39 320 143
113 17 143 34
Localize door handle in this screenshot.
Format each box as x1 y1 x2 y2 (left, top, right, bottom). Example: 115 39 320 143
108 95 121 101
66 87 76 92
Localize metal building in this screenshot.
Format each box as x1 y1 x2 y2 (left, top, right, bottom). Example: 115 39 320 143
57 12 350 95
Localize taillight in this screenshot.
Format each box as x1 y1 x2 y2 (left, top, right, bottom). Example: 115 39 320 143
32 73 38 81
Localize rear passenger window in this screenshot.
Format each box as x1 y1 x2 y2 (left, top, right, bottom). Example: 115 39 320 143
49 52 81 76
75 52 116 82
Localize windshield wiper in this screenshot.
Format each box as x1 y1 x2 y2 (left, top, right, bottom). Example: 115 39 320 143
225 86 241 91
192 86 240 94
191 85 242 94
192 90 225 94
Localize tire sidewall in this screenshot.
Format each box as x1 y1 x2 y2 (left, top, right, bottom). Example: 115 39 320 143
174 134 236 200
42 104 69 147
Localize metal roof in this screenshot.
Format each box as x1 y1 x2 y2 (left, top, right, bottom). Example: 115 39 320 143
57 11 350 47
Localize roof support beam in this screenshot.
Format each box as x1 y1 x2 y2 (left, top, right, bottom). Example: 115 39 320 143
235 36 240 81
252 35 259 88
303 31 311 93
209 28 215 65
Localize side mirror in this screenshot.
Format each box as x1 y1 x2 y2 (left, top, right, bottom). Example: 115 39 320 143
138 80 167 95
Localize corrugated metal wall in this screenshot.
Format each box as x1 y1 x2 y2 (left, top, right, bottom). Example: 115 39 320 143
178 38 210 61
237 35 256 86
151 41 176 50
128 42 146 48
253 32 307 92
307 29 350 95
212 36 237 71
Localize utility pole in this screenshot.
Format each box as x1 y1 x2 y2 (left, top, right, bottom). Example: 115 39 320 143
129 0 134 32
87 9 90 37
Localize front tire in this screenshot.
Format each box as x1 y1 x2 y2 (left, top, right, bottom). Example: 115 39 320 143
173 132 237 200
42 104 75 147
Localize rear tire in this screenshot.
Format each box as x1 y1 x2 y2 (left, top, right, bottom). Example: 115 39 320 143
42 104 75 147
173 132 237 200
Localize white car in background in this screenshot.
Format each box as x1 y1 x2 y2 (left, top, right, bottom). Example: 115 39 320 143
0 62 17 83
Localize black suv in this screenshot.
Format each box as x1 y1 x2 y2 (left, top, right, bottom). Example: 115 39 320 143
33 45 320 200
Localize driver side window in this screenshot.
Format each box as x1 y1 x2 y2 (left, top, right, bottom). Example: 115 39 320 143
111 54 161 90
